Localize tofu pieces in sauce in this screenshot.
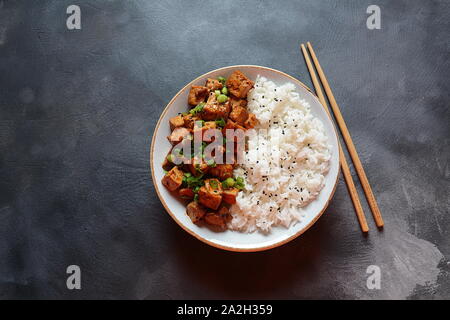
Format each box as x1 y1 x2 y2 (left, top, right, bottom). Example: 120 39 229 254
162 71 256 229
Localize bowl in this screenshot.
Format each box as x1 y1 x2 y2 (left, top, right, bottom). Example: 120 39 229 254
150 65 340 252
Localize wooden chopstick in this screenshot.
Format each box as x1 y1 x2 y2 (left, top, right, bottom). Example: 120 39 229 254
301 44 369 233
306 42 384 228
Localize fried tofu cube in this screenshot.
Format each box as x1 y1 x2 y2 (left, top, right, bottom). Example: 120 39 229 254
198 179 223 210
244 113 258 129
188 85 209 106
167 127 191 145
222 188 239 204
202 92 230 121
169 115 185 131
193 121 216 140
226 70 254 98
229 96 247 109
206 78 223 91
229 105 249 125
161 166 183 192
186 201 206 223
188 157 210 176
182 113 200 129
208 164 234 180
204 206 231 228
222 119 245 132
179 188 195 199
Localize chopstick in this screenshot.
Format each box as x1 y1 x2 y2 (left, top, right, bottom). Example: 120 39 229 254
301 44 369 233
306 42 384 228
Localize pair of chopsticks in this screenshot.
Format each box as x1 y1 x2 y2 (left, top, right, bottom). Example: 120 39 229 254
300 42 384 233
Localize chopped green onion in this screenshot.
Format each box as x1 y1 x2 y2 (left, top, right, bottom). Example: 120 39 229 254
214 90 221 97
209 179 219 189
217 76 226 84
221 86 228 95
166 154 175 163
206 159 216 167
190 103 205 115
224 177 235 188
235 176 245 190
195 163 203 174
215 118 226 127
185 173 204 189
217 94 228 103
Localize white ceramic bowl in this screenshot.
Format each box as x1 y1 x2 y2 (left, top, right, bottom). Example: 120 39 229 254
150 65 340 252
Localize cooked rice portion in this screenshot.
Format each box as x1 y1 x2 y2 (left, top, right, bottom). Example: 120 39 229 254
229 76 331 233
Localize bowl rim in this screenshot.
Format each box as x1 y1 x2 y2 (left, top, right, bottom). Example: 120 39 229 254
150 65 340 252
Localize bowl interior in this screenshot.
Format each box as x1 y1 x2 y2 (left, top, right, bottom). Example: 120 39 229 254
150 65 340 251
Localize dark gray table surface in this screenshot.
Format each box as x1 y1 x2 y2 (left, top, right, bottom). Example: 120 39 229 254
0 0 449 299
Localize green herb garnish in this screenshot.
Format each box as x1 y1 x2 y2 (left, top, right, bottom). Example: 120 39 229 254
184 172 204 189
222 177 235 189
206 159 216 167
167 154 175 163
190 103 205 115
215 118 226 127
195 163 203 174
235 176 245 190
209 179 219 189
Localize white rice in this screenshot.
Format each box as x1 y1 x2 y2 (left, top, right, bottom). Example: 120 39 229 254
228 76 331 233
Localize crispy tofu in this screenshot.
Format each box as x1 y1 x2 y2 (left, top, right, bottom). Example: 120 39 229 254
229 105 249 125
205 78 223 91
202 92 230 121
188 86 209 106
193 121 218 142
179 188 195 199
204 206 231 228
226 70 254 98
229 96 247 109
188 157 210 176
161 166 183 192
222 119 246 139
169 115 185 131
182 113 200 129
222 188 239 204
244 113 258 129
208 164 233 180
186 201 206 223
162 152 175 171
198 179 223 210
204 178 223 193
167 127 191 145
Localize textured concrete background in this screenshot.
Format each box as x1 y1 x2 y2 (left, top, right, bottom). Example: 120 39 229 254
0 0 449 299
